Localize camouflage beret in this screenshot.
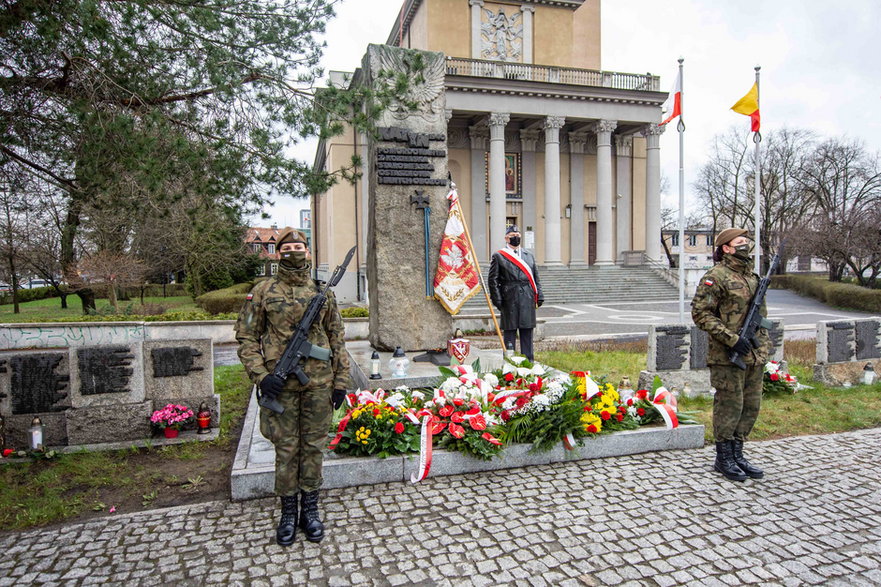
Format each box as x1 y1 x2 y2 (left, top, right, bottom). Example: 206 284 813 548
714 228 749 248
276 228 308 248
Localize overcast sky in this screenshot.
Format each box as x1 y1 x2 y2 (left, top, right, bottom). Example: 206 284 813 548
261 0 881 228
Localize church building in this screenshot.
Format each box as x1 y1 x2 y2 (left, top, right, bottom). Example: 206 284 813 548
312 0 667 303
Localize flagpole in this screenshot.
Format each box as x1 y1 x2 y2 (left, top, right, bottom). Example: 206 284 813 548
753 65 762 275
676 57 686 322
449 179 507 352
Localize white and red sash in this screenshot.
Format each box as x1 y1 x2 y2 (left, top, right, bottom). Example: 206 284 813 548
497 249 538 303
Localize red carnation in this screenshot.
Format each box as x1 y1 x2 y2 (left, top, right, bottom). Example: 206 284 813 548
481 432 502 446
394 422 405 434
601 410 611 421
500 410 511 422
528 382 542 392
448 423 465 439
636 390 649 400
616 413 624 422
373 408 381 416
626 398 634 406
584 405 593 412
469 414 487 431
515 396 529 409
504 373 514 382
587 425 599 434
438 405 454 418
770 373 779 381
637 407 646 416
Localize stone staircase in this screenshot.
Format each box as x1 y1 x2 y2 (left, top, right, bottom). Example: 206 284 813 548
460 264 678 312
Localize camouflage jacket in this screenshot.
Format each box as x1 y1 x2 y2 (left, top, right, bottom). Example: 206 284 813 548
691 255 771 366
235 263 351 391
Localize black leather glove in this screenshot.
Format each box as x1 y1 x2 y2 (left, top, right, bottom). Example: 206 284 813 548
731 336 753 356
259 374 285 402
332 389 347 410
537 299 544 308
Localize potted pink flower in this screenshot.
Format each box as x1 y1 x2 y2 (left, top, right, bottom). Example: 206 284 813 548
150 404 194 438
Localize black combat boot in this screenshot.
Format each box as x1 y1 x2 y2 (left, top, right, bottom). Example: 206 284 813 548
299 490 325 543
731 439 764 479
714 441 747 482
276 495 298 546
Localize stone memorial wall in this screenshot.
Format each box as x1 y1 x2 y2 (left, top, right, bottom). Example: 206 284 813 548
638 321 785 395
0 329 217 448
365 44 453 352
813 318 881 386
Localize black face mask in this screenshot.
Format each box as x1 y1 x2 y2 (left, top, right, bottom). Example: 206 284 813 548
508 236 521 247
733 243 753 261
279 250 308 269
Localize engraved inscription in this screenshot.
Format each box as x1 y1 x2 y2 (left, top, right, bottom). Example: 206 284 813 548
655 326 689 371
690 327 709 370
855 320 881 360
375 127 447 186
78 346 134 395
827 322 855 363
151 347 204 378
11 354 69 414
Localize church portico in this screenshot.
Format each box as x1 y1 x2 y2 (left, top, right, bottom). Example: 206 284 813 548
312 0 670 303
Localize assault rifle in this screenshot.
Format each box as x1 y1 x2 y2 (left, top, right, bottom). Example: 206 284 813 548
729 239 787 370
258 246 356 414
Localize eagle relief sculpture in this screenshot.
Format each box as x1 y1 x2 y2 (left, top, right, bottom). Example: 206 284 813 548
372 46 446 123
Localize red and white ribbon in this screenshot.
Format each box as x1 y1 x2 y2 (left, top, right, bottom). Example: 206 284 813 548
410 415 433 483
328 412 353 450
652 388 679 429
562 433 577 451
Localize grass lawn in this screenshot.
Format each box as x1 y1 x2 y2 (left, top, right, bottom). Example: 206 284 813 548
0 295 201 323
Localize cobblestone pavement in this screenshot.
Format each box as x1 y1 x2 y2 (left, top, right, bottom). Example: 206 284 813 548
2 429 881 586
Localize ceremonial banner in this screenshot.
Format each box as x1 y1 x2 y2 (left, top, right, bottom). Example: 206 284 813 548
434 187 481 314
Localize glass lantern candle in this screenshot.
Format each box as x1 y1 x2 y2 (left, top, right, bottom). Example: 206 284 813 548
864 363 876 386
196 402 212 435
369 350 382 380
388 347 410 378
28 417 44 451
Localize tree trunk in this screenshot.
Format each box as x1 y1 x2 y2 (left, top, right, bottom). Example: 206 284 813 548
108 284 119 313
59 293 68 309
77 289 96 314
6 252 19 314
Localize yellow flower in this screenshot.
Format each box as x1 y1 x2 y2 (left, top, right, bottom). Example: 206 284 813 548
361 440 368 445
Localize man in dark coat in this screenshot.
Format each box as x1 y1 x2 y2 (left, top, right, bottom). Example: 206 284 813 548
488 225 544 361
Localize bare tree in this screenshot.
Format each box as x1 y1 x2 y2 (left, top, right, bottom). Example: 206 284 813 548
65 251 148 313
0 165 35 313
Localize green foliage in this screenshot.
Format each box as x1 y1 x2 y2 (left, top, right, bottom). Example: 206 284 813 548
333 405 421 458
195 291 249 315
0 286 59 305
772 274 881 312
499 385 587 452
340 306 369 318
34 311 237 323
438 427 504 460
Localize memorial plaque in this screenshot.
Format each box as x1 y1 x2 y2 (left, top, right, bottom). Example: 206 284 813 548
855 320 881 360
151 347 204 378
655 326 689 371
78 346 134 396
690 327 709 370
10 353 69 414
827 322 855 363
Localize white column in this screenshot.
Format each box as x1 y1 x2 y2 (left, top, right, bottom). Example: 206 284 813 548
470 0 484 59
592 119 617 266
643 123 665 262
568 131 588 266
489 112 510 254
543 115 565 266
469 124 489 261
520 5 535 64
615 134 633 262
520 128 540 252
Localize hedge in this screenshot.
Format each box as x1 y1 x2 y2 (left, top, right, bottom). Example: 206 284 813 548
340 306 368 318
0 286 60 305
771 274 881 313
195 282 253 315
35 311 237 323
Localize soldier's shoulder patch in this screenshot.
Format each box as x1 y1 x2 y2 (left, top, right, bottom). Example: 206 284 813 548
703 278 715 286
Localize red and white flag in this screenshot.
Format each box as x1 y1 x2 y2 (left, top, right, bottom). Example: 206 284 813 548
659 68 682 126
434 187 481 314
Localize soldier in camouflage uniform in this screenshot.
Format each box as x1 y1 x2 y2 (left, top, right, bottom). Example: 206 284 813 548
235 228 350 545
692 228 771 482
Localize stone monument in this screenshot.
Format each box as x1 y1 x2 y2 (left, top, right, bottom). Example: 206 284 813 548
365 44 453 351
813 318 881 386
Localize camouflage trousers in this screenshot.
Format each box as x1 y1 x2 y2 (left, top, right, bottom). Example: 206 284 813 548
710 363 763 442
259 383 333 496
